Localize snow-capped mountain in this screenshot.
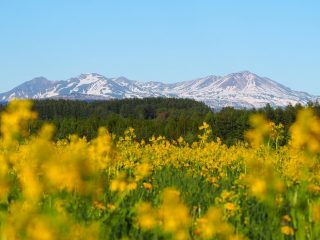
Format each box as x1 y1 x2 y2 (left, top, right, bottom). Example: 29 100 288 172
0 71 317 109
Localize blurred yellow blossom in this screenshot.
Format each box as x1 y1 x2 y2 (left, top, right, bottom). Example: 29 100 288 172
281 226 294 236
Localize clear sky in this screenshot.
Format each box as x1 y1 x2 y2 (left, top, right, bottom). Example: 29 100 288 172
0 0 319 95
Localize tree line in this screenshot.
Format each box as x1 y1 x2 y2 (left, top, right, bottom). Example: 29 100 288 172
0 98 319 145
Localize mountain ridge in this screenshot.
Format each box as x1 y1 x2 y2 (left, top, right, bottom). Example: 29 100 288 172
0 71 318 109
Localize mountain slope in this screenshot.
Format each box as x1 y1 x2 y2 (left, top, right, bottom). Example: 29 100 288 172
0 71 317 108
165 71 314 108
0 77 56 100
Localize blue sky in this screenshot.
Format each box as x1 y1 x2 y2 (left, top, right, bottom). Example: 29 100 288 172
0 1 319 94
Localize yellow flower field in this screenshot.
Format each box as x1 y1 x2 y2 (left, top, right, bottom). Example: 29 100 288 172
0 100 319 239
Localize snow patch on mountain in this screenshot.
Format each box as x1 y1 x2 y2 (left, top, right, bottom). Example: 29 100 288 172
0 71 318 109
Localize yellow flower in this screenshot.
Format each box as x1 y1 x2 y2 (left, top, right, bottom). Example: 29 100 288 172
250 178 267 200
281 226 294 236
196 207 234 239
312 203 320 222
19 166 42 202
27 218 56 240
143 182 153 190
110 174 137 193
107 204 116 211
307 184 320 193
290 109 320 153
199 122 209 130
224 202 236 211
245 114 271 148
127 182 137 191
282 215 291 222
88 127 115 170
70 223 100 240
93 201 106 211
177 136 185 144
110 178 127 193
135 162 152 181
136 202 156 230
1 100 37 146
158 188 190 236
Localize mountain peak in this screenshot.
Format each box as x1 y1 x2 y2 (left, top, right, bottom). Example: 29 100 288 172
114 76 130 81
226 71 258 78
78 73 106 79
28 76 51 84
0 71 317 108
217 71 261 90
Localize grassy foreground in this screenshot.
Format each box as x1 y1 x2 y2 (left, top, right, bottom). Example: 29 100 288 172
0 100 319 239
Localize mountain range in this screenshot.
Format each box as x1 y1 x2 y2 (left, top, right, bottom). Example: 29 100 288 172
0 71 318 109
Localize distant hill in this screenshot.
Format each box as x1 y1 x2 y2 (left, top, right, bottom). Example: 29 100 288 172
0 71 318 109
